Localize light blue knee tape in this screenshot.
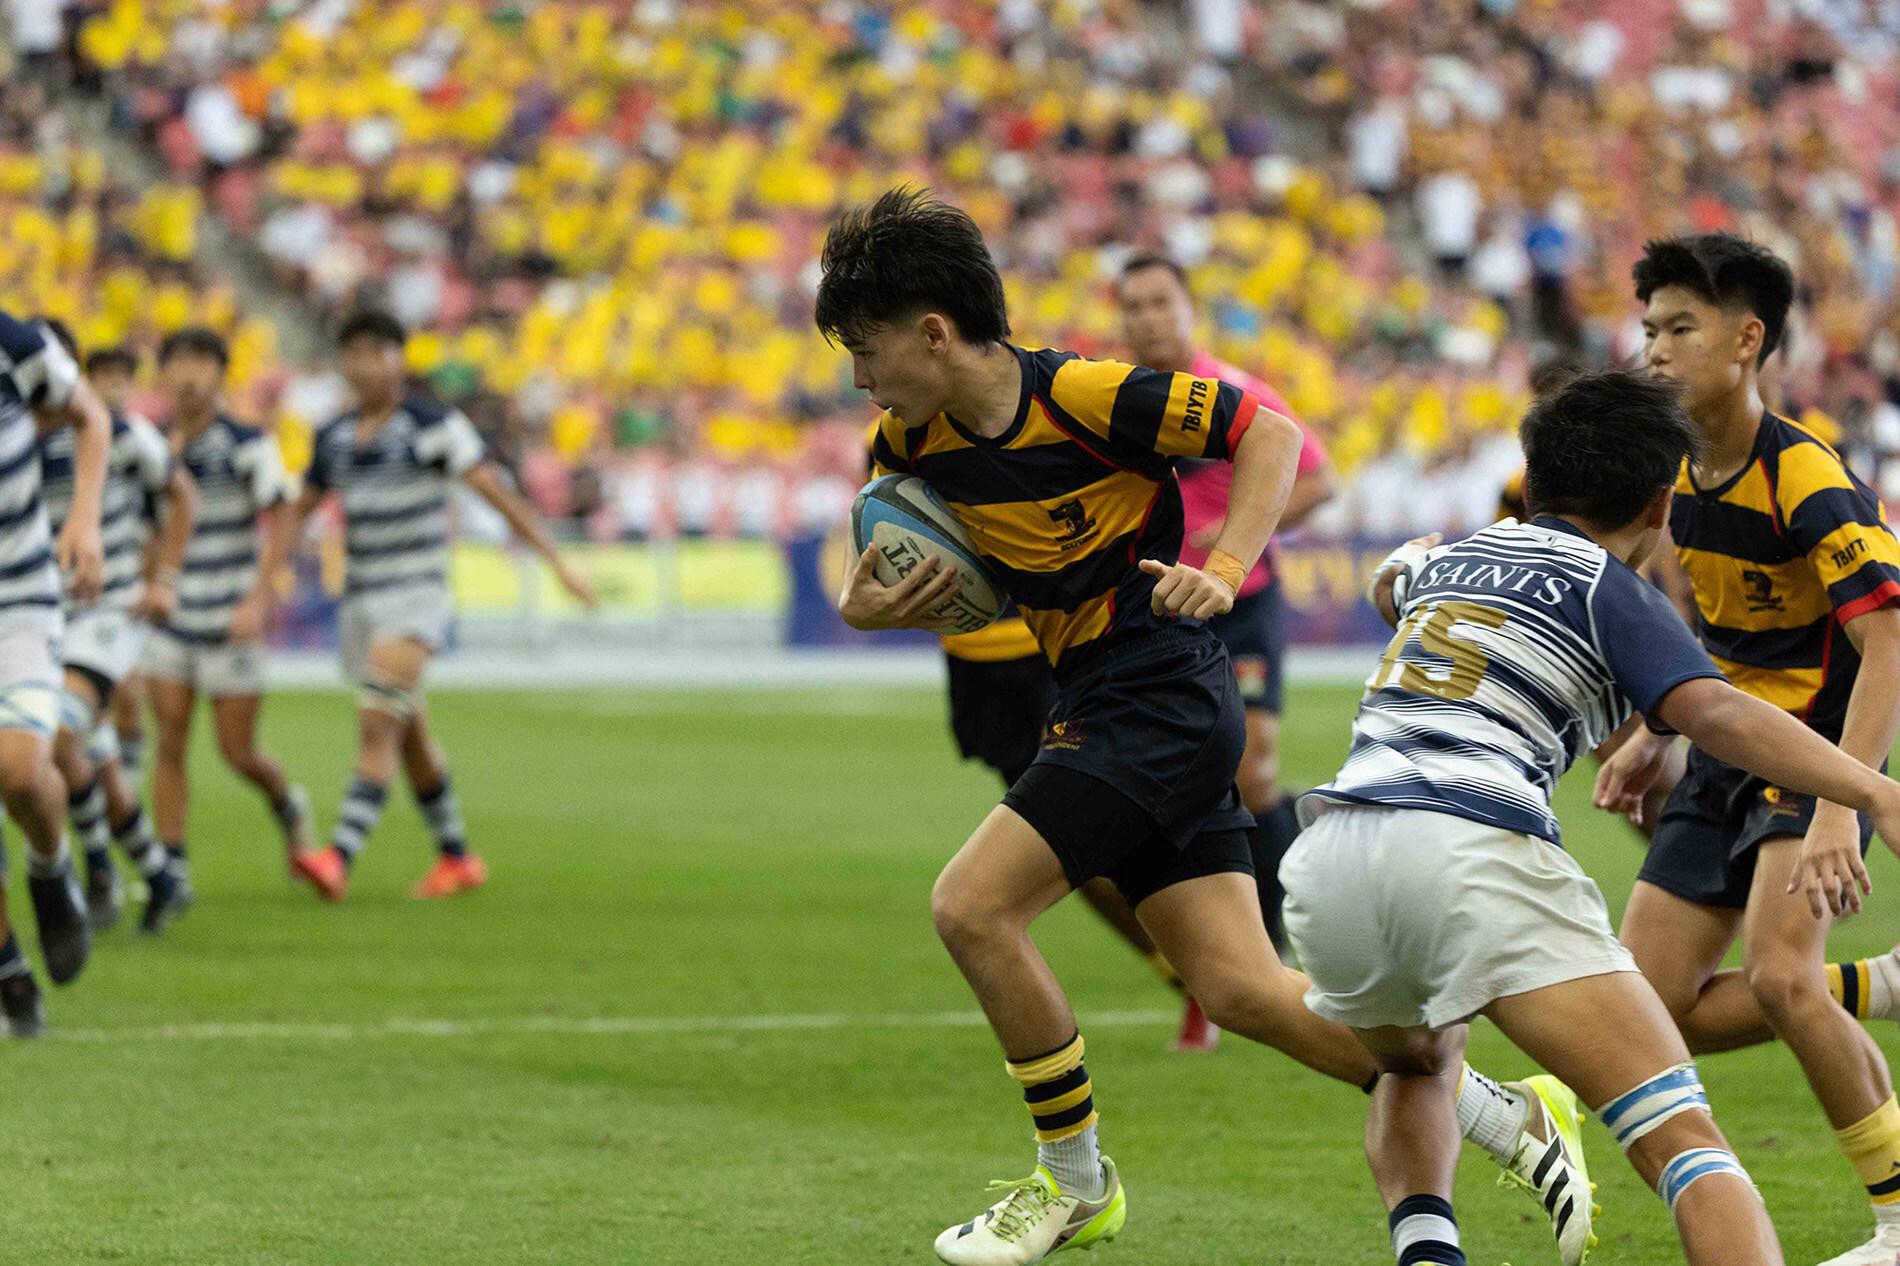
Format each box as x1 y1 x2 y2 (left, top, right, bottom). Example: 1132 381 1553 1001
1596 1062 1710 1148
1657 1147 1751 1212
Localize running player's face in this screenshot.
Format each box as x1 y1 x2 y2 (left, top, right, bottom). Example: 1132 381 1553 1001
340 338 404 404
1641 285 1753 413
160 352 223 413
1117 267 1195 369
845 320 950 423
89 367 133 412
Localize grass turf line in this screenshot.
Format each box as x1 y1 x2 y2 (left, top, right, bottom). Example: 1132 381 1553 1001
0 684 1891 1263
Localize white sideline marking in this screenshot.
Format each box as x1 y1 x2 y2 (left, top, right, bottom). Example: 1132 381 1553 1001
46 1008 1179 1045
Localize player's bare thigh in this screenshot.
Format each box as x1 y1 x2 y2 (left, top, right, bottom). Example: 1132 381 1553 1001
1619 881 1743 1017
364 635 432 695
931 804 1074 936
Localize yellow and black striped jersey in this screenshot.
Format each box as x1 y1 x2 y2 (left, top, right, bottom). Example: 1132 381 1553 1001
1671 412 1900 737
870 345 1259 676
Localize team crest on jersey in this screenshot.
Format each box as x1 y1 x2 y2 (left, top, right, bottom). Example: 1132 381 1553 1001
1742 569 1783 612
1044 719 1083 751
1047 499 1097 549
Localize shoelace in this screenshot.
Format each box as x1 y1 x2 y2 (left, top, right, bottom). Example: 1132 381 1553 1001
983 1176 1057 1242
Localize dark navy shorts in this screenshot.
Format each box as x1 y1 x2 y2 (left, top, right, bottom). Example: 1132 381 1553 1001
943 650 1058 788
1638 744 1875 910
1003 628 1256 906
1205 580 1285 713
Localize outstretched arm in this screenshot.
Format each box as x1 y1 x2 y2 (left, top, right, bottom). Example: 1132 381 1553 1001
463 462 597 610
57 377 110 602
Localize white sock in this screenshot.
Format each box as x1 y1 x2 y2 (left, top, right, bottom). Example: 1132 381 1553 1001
1869 950 1900 1022
1456 1065 1528 1160
25 838 70 880
1039 1125 1106 1201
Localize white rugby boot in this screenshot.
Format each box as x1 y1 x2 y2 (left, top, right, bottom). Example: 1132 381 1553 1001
934 1158 1125 1264
1495 1075 1599 1266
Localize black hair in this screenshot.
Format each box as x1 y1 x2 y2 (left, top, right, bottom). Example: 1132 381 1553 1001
1119 254 1191 299
337 309 407 349
34 316 77 360
815 187 1009 348
84 345 138 377
158 326 229 369
1632 233 1795 367
1520 369 1705 529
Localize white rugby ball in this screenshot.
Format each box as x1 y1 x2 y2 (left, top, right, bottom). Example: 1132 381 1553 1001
850 474 1007 633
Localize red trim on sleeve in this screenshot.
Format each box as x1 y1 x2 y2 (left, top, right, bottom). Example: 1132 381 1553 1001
1224 393 1260 461
1835 579 1900 624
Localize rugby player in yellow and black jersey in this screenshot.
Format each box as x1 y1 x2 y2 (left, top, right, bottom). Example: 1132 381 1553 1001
1599 233 1900 1266
819 189 1549 1266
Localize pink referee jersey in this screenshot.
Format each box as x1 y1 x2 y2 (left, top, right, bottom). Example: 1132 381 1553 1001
1177 350 1327 595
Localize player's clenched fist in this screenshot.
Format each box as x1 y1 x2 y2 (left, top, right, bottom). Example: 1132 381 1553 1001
1138 557 1235 620
838 544 962 632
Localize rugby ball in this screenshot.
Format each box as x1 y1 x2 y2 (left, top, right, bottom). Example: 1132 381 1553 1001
850 474 1007 634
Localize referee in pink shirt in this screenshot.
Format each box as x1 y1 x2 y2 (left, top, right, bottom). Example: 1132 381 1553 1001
1116 256 1336 1006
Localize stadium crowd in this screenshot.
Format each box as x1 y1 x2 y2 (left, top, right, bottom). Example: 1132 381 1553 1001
2 0 1897 540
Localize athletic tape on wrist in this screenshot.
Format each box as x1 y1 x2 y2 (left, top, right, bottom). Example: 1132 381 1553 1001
1204 550 1247 592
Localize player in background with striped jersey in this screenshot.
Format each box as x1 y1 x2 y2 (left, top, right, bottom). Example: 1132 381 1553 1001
1115 254 1336 1049
85 347 156 790
1600 234 1900 1266
139 328 314 904
0 309 108 1036
286 312 596 903
31 321 194 935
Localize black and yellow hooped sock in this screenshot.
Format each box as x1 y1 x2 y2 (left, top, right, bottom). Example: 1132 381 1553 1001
1831 960 1875 1020
1008 1032 1097 1143
1836 1095 1900 1208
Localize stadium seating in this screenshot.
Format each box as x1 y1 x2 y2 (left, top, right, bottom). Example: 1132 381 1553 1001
38 0 1900 535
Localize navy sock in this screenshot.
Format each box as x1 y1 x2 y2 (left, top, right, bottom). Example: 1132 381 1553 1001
415 775 467 858
1390 1194 1464 1265
0 933 26 979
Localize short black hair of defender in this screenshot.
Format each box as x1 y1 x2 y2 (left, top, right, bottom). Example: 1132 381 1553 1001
1520 369 1705 529
34 316 77 360
84 345 138 377
158 326 229 369
1632 233 1795 367
815 187 1010 348
337 309 407 349
1119 254 1191 298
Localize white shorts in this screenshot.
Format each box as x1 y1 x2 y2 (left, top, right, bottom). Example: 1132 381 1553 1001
1281 802 1638 1031
339 583 449 683
138 626 266 697
62 606 146 688
0 617 61 738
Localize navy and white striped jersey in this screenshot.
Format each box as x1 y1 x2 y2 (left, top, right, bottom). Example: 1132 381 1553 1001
41 410 171 615
305 394 485 597
165 416 286 644
1308 517 1723 845
0 311 79 628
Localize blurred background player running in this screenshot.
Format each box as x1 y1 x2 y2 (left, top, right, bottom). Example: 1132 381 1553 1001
31 320 193 935
139 328 312 907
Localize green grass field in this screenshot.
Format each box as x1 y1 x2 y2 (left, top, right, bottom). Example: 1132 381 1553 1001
4 682 1898 1264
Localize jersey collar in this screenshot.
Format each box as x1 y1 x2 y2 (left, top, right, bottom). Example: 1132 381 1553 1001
942 345 1032 448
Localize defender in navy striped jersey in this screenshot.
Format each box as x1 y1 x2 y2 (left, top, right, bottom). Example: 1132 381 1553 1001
1284 371 1900 1266
285 311 595 904
822 190 1558 1266
1605 235 1900 1266
0 308 111 1037
32 320 195 935
139 328 313 904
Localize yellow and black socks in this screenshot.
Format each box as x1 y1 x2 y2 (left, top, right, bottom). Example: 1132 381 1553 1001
1836 1095 1900 1215
1454 1064 1526 1161
1830 957 1899 1022
1008 1033 1105 1199
1391 1194 1464 1265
